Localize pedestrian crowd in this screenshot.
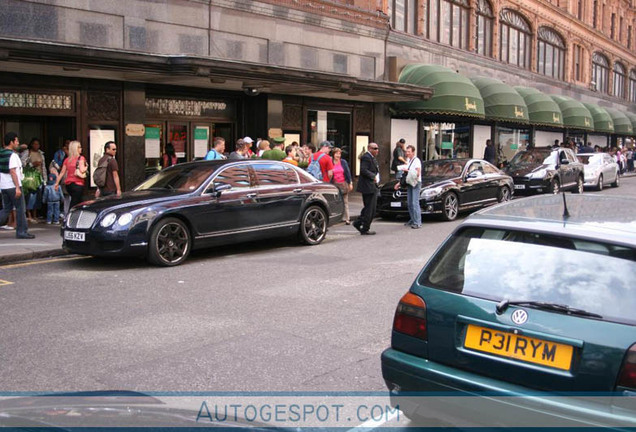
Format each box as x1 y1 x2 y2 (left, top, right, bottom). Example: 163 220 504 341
0 131 122 239
1 130 423 239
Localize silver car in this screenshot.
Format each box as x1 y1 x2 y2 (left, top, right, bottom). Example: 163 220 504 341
578 153 620 191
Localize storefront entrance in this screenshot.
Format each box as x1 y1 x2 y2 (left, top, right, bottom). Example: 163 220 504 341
144 120 234 178
422 122 472 160
0 116 76 164
307 110 352 161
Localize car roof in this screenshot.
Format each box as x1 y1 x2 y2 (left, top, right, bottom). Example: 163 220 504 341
467 194 636 246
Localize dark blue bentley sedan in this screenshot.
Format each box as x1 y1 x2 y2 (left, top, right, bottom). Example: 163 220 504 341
62 160 344 266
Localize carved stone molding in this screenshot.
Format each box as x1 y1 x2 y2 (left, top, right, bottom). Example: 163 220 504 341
87 91 120 121
282 104 303 130
355 106 373 132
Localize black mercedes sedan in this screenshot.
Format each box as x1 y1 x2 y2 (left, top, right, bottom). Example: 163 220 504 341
62 160 344 266
377 159 514 221
504 147 585 194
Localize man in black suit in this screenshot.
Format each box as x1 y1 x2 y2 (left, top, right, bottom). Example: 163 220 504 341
353 142 380 235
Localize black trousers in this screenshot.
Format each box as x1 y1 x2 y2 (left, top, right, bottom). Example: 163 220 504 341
67 183 84 209
359 192 377 232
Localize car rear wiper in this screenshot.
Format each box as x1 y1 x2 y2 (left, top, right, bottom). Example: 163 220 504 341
496 299 603 319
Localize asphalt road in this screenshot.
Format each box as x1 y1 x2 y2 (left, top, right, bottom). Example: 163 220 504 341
1 177 635 394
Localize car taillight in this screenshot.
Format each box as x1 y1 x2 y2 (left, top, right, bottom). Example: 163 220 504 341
617 344 636 390
393 292 427 340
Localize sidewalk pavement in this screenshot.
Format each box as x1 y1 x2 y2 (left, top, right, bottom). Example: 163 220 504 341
0 221 65 264
0 193 365 265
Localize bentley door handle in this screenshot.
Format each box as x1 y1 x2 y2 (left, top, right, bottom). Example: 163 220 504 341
246 193 257 199
293 188 303 193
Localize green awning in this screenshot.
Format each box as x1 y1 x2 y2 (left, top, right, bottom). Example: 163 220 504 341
604 108 634 135
623 111 636 132
396 64 485 118
582 103 614 134
549 96 594 131
470 77 529 123
514 87 563 127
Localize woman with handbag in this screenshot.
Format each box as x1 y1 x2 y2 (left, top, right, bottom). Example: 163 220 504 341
331 147 353 224
54 141 87 209
394 144 422 229
20 138 47 223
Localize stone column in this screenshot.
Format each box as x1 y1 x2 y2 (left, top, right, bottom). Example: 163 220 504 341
373 103 392 182
123 83 146 190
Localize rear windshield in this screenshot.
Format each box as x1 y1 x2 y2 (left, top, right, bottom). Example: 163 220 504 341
578 155 600 165
419 227 636 325
509 149 555 167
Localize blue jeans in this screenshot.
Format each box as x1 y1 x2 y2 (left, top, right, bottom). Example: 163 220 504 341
407 182 422 227
47 201 60 223
0 188 29 237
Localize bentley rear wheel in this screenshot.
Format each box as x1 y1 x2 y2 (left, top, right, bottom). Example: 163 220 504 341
299 205 327 245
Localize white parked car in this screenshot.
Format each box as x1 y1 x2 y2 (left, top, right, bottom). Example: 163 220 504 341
578 153 620 191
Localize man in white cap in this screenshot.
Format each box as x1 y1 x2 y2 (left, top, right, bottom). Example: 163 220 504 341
243 137 254 158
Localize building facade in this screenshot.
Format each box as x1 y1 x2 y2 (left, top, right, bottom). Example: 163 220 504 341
0 0 633 192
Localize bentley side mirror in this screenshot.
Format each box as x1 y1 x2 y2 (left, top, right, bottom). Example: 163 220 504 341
466 171 483 180
560 159 570 165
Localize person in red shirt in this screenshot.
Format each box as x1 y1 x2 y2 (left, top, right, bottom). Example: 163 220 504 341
313 141 334 182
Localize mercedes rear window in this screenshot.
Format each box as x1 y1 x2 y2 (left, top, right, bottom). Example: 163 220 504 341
418 227 636 325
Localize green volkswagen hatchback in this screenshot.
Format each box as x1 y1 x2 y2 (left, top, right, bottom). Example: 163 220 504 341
382 194 636 428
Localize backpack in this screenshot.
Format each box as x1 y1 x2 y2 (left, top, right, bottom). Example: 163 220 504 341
93 156 110 188
307 153 326 180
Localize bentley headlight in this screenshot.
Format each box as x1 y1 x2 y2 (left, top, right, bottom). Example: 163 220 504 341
117 213 133 226
100 213 117 228
422 187 443 199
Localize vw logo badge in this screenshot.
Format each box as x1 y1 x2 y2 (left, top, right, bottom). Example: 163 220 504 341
511 309 528 325
393 190 402 198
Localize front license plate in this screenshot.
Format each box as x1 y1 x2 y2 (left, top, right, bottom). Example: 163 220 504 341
390 202 401 208
64 231 85 242
514 184 526 190
464 324 573 370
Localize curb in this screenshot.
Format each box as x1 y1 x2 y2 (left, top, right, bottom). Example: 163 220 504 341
0 248 68 265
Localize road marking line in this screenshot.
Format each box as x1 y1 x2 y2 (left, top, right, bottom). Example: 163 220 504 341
0 256 90 270
0 279 14 286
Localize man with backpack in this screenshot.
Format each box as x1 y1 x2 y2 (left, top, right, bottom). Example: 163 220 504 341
94 141 121 198
307 141 334 182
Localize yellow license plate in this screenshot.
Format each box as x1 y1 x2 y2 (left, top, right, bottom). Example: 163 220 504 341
464 324 574 371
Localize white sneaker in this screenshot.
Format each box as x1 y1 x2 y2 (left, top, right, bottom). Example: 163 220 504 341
0 225 15 230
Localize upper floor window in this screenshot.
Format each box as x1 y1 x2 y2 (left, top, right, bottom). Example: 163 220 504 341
592 52 610 94
476 0 494 57
611 13 616 39
576 0 584 20
593 0 598 28
614 62 626 99
537 27 566 80
573 44 583 81
629 26 633 50
426 0 470 49
629 70 636 103
389 0 417 34
499 9 532 70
